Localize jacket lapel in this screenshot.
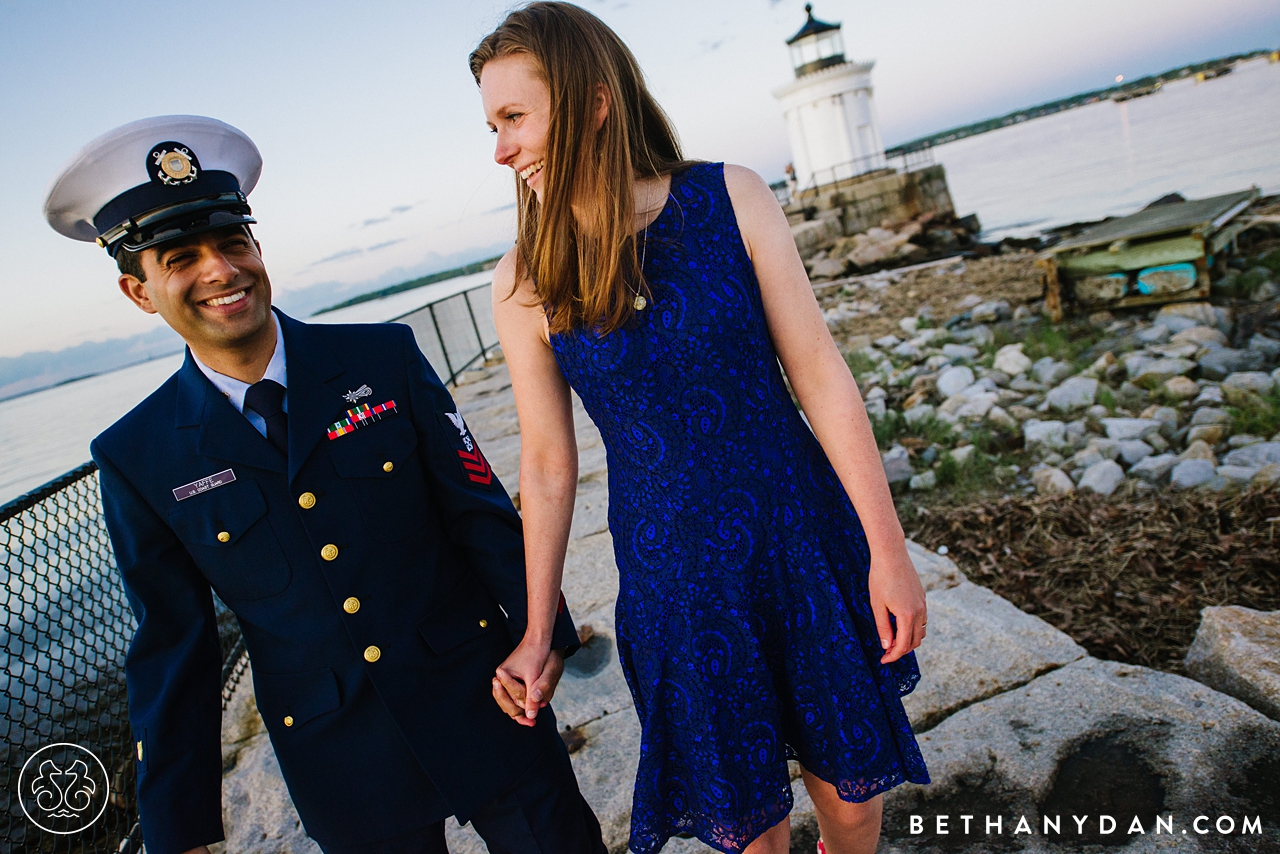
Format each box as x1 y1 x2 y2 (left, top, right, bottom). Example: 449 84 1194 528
278 311 348 484
175 350 287 474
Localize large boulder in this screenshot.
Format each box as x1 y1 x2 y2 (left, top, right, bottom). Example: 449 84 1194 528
882 657 1280 851
902 582 1086 731
1185 606 1280 721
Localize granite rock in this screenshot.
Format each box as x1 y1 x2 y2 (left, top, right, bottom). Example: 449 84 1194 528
1032 466 1075 496
993 343 1033 376
1222 441 1280 468
1200 348 1266 381
1128 453 1177 483
1185 606 1280 721
883 657 1280 852
902 582 1086 731
1045 377 1097 414
1171 458 1216 489
1077 459 1125 496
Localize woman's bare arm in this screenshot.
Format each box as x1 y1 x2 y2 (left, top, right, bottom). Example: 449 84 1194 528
722 164 926 663
490 249 579 721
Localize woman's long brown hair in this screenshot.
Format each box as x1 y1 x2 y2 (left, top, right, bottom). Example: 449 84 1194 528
470 1 692 335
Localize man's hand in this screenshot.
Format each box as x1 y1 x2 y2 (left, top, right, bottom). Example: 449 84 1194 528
492 646 565 726
868 551 927 665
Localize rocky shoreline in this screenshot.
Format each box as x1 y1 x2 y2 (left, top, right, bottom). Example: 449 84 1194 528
211 347 1279 854
810 251 1280 503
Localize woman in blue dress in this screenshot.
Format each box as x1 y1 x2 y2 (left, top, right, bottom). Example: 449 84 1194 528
470 4 929 852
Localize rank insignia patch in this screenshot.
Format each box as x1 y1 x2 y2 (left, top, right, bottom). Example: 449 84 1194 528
327 400 397 440
457 446 493 485
443 409 493 486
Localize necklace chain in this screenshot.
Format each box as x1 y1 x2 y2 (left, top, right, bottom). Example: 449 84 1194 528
634 180 667 312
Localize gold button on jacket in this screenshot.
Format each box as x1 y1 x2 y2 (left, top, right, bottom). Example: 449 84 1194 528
284 715 294 727
217 531 231 543
363 645 381 662
298 492 316 509
321 544 339 561
478 619 488 628
343 597 360 614
382 461 394 473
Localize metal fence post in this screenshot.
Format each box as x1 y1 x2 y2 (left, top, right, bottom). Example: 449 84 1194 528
463 290 487 362
428 303 455 384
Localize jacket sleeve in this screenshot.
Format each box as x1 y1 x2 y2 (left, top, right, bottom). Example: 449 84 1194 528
398 324 580 656
91 441 224 854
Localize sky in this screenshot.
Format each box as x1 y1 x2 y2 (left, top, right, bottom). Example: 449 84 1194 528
2 0 1277 359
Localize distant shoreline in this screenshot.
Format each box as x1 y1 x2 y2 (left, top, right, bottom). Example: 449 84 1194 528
312 254 504 315
886 49 1274 156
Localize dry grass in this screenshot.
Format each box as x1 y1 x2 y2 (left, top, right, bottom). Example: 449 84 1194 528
820 253 1046 341
908 486 1280 673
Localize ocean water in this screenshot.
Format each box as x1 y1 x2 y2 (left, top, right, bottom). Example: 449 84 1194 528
4 59 1278 505
934 56 1280 238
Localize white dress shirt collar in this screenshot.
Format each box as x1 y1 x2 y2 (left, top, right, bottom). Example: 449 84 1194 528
192 312 287 424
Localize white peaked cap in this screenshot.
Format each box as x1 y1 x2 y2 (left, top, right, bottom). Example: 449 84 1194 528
44 115 262 246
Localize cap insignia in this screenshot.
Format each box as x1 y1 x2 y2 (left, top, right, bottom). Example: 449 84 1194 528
153 146 198 185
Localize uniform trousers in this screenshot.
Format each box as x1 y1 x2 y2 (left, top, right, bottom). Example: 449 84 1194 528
321 734 606 854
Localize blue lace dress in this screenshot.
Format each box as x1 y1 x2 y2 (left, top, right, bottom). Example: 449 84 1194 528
549 163 929 853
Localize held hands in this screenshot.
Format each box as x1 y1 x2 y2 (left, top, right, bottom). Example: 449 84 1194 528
868 550 928 665
492 641 564 726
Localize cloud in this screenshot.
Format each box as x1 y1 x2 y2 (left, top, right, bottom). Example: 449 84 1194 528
312 248 364 266
368 238 406 252
357 203 416 228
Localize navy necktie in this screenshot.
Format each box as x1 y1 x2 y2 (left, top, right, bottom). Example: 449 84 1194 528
244 379 288 457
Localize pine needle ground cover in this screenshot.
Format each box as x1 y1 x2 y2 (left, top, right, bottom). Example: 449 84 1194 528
908 487 1280 673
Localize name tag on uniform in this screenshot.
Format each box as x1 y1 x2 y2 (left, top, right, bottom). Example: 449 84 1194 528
172 468 237 501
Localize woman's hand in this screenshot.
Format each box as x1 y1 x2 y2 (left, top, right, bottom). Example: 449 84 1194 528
868 549 927 664
493 642 564 725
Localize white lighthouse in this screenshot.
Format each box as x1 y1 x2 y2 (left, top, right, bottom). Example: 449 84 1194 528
773 4 885 192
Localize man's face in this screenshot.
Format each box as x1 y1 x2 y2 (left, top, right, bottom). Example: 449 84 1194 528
118 226 273 353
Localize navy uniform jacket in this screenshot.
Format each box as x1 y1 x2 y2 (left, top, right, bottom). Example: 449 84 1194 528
90 311 579 854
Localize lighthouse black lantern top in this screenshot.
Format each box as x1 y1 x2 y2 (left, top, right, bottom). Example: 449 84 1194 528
786 4 845 78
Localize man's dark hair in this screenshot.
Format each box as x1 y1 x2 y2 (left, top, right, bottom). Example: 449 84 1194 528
113 224 255 282
116 245 146 282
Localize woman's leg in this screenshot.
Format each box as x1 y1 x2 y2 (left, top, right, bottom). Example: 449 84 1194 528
799 768 883 854
742 814 790 854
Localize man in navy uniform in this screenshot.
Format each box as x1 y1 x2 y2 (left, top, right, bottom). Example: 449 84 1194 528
43 116 606 854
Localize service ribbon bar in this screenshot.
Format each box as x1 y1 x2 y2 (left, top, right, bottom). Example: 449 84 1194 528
328 400 397 440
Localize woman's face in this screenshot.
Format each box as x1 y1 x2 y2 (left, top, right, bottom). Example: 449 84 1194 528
480 54 551 202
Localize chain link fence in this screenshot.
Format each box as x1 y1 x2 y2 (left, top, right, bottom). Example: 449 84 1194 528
2 288 498 850
1 464 245 852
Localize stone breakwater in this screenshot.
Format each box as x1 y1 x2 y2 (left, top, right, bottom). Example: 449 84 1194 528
210 356 1280 854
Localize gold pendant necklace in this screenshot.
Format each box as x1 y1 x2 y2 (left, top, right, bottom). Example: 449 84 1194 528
634 183 651 311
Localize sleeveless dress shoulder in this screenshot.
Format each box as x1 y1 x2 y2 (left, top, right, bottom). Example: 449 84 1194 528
549 162 929 854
